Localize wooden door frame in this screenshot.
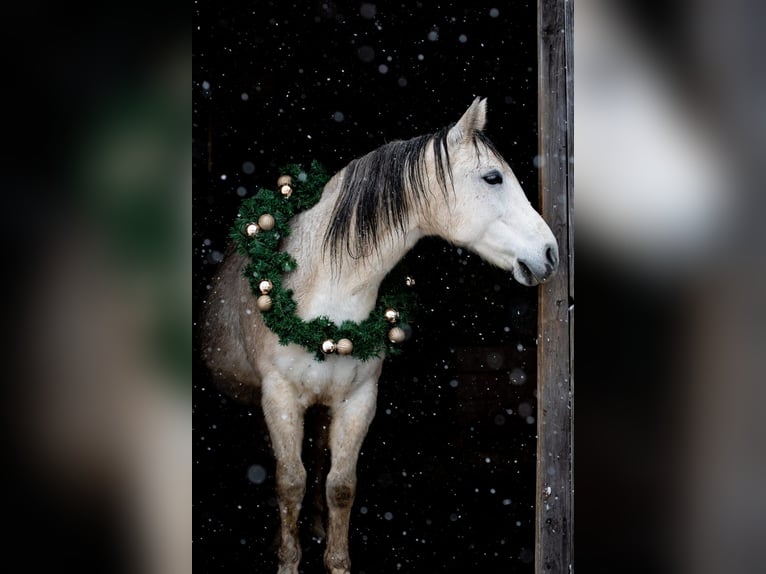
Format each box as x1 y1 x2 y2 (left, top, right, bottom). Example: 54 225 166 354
536 0 574 571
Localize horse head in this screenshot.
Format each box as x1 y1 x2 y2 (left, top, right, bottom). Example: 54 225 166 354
423 97 559 286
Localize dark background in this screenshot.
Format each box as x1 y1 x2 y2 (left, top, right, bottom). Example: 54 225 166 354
0 0 758 573
193 1 542 572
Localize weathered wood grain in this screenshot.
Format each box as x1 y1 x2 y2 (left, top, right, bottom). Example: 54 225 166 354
536 0 574 572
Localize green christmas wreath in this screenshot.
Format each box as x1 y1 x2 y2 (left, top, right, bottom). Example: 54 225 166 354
231 160 415 361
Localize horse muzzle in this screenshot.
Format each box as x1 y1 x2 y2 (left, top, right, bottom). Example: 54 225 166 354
517 243 559 285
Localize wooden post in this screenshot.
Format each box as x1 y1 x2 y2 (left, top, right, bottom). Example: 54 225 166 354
536 0 574 572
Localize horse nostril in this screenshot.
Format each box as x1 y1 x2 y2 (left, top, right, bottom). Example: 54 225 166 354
545 245 559 268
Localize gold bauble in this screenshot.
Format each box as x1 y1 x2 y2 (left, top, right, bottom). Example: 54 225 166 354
258 279 273 295
321 339 337 354
258 213 275 231
388 326 406 343
336 338 353 355
245 222 260 237
256 295 273 312
383 308 400 324
277 175 294 198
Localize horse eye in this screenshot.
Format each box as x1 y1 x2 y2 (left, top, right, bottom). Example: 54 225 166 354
482 171 503 186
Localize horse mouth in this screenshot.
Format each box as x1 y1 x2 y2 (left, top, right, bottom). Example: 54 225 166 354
514 261 538 286
514 260 556 286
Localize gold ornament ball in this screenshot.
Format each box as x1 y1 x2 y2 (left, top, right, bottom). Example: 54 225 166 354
277 175 294 198
245 222 260 237
258 213 275 231
388 326 406 344
336 338 354 355
258 279 273 294
256 295 273 312
405 276 416 287
384 308 400 323
321 339 337 354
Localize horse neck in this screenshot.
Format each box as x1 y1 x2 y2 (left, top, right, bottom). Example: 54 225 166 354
283 188 422 324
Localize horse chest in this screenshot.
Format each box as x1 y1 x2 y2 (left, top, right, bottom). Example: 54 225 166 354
271 346 381 407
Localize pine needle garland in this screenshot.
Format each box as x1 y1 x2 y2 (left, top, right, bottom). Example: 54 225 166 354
231 161 415 361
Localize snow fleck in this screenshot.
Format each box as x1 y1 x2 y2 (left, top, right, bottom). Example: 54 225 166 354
219 174 227 181
360 506 368 514
509 367 527 385
378 64 389 74
489 8 500 18
486 351 503 369
502 498 512 506
360 3 377 19
242 161 255 174
297 171 308 182
398 77 407 87
358 45 375 63
236 186 247 197
417 54 424 61
427 30 439 42
247 464 267 484
240 92 249 101
333 111 345 122
384 511 393 521
201 80 210 90
449 379 458 388
458 34 468 43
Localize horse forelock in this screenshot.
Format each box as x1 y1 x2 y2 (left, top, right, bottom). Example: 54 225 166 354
471 129 503 163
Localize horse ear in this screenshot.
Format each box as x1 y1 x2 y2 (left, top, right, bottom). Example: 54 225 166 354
448 97 488 145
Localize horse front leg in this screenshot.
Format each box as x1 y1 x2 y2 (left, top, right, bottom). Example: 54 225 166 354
324 381 378 574
261 376 307 574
